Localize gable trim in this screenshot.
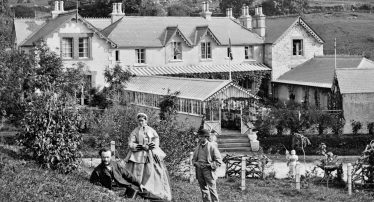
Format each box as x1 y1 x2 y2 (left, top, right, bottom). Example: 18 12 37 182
272 17 324 45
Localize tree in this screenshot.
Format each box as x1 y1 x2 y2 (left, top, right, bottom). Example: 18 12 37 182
104 64 132 104
219 0 254 18
167 3 193 16
261 0 309 16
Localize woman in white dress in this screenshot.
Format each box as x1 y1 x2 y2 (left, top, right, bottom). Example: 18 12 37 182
125 113 172 201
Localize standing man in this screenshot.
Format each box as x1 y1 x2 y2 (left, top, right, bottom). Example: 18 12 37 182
192 129 223 202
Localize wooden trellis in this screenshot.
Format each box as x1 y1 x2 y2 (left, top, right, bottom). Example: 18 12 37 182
223 154 269 179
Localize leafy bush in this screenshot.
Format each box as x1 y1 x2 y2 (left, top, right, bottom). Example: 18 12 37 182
351 120 362 135
86 101 198 175
367 122 374 135
17 94 82 173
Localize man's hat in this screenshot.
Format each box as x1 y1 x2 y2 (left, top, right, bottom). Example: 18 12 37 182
198 129 210 137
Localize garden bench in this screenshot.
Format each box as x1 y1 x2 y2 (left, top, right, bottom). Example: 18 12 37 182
223 154 268 179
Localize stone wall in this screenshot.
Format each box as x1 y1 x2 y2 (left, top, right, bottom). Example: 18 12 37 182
267 23 324 80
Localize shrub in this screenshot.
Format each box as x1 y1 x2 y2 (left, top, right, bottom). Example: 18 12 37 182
351 120 362 135
367 122 374 135
16 93 82 173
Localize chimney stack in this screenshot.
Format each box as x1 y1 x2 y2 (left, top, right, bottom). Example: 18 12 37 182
110 3 125 23
253 6 266 37
226 7 234 19
201 1 212 20
239 5 252 29
52 1 65 19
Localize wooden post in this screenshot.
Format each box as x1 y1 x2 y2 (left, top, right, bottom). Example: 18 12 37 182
110 141 115 160
347 163 352 196
295 163 300 190
81 85 84 105
241 156 246 191
189 152 194 183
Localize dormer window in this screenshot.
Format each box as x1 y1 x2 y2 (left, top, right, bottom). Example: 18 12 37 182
201 42 211 59
171 42 182 60
245 46 254 60
293 39 303 56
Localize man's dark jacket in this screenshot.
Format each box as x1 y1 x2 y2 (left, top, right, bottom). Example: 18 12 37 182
90 161 141 190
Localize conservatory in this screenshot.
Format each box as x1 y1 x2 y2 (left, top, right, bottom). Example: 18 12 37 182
124 76 258 135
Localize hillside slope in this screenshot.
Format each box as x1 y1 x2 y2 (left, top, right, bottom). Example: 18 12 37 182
304 12 374 59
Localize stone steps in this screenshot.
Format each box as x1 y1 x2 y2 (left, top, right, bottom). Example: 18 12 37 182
217 132 251 153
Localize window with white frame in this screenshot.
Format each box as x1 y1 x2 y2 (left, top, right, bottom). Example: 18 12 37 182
61 37 73 58
245 46 254 60
135 49 146 64
201 42 211 59
171 42 182 60
79 37 89 58
292 39 303 56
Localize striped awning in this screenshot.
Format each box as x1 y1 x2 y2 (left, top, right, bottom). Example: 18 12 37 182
129 63 270 76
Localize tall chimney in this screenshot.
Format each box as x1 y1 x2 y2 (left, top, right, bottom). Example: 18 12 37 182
110 3 125 23
253 6 266 37
52 1 65 18
239 5 252 29
60 1 64 12
201 1 212 20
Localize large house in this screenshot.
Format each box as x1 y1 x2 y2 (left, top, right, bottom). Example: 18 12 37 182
13 1 327 136
13 1 324 91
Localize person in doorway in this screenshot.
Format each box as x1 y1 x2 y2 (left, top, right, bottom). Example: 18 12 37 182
125 113 172 201
192 129 223 202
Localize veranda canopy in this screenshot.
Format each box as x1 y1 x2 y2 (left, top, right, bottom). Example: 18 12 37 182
124 76 257 115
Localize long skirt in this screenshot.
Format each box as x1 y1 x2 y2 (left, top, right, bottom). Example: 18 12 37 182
126 155 172 201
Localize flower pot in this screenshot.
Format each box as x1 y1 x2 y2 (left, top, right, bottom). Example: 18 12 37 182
247 131 258 141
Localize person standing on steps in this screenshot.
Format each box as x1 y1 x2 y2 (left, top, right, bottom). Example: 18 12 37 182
192 129 223 202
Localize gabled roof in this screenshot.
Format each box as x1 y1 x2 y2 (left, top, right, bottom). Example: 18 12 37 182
125 76 256 101
84 18 111 30
265 16 324 44
101 16 263 48
273 56 368 88
336 69 374 94
13 18 46 46
162 26 192 47
20 10 117 48
129 63 270 76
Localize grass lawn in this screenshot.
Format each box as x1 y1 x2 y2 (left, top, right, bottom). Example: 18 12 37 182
304 12 374 59
1 144 373 202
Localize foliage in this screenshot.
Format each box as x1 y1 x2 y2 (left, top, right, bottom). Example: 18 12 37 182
86 101 198 175
293 133 311 164
0 43 86 125
167 3 193 16
261 0 309 16
351 120 362 135
103 64 132 105
219 0 255 18
139 1 167 16
158 89 180 120
16 93 83 174
0 50 33 125
367 122 374 135
351 140 374 187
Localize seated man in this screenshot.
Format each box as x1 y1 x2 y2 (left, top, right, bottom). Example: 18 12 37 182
90 148 163 200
